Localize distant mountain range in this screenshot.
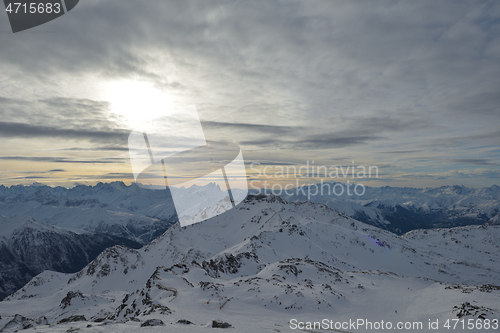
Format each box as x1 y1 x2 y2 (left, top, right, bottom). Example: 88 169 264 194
0 182 178 244
1 182 498 239
263 183 500 234
0 194 498 332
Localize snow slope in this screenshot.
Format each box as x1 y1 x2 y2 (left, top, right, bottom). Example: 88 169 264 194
0 215 141 301
0 195 498 332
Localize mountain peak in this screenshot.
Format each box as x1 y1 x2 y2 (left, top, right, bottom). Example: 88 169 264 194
488 214 500 225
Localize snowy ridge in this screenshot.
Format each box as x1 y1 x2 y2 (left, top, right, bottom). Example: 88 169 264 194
0 215 141 301
0 182 248 244
1 182 497 242
273 183 500 234
0 195 498 332
0 182 176 244
0 182 238 244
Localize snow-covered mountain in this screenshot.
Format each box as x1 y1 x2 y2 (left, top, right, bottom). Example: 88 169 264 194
0 182 178 244
1 182 497 243
269 183 500 234
0 182 247 244
0 215 141 301
0 195 498 332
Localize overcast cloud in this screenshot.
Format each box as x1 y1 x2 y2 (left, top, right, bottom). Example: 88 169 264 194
0 0 498 187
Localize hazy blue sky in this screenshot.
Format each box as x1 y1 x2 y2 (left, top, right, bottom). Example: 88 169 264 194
0 0 499 188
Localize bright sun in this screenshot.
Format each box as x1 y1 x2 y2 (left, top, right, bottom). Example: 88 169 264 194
106 80 173 129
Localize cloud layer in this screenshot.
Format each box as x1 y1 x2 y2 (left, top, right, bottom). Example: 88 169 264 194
0 0 498 187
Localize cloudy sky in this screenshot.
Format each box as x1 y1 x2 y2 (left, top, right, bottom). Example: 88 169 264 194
0 0 499 189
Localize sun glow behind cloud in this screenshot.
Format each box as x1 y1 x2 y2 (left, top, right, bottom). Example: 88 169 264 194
106 80 173 130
